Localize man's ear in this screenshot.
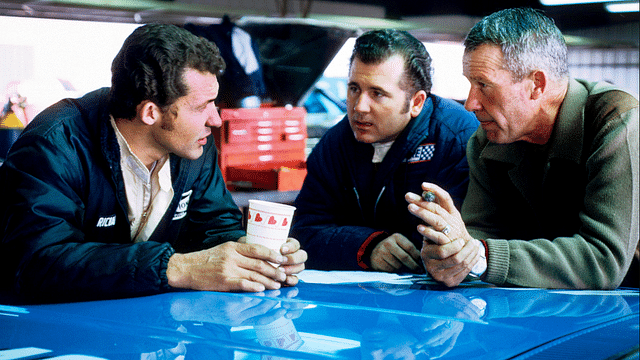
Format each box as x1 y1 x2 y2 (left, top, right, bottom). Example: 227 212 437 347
530 70 547 100
137 100 162 126
410 90 427 117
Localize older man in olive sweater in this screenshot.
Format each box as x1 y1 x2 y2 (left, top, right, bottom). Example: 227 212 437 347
406 8 638 289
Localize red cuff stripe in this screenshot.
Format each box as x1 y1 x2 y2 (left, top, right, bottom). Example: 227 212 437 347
480 239 489 260
357 231 386 270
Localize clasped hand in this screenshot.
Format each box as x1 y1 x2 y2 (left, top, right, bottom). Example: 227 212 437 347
167 238 307 293
405 183 482 287
370 233 423 273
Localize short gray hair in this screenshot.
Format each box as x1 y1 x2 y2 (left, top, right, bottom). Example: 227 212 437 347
464 8 569 82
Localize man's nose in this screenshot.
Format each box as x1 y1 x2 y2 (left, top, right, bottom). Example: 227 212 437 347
207 107 222 128
352 93 370 113
464 87 482 113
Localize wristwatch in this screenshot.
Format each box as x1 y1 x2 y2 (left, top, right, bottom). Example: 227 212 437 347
468 239 487 279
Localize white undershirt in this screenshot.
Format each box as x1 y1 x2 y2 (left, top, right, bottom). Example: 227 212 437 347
372 141 394 163
111 117 174 242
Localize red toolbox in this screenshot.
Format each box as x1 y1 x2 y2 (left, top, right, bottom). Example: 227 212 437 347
214 107 307 190
226 160 307 191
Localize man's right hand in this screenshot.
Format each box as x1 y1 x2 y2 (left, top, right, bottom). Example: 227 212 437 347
166 241 289 293
370 233 422 273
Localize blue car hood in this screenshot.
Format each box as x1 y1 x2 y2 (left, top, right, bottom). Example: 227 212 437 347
1 271 638 360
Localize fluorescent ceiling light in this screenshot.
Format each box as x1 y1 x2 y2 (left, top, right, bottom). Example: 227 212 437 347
541 0 617 5
605 1 639 11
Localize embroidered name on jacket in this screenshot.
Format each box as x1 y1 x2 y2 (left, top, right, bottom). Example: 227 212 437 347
96 215 116 228
173 190 193 220
406 143 435 163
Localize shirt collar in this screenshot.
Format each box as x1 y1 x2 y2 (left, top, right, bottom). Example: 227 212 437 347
110 116 171 185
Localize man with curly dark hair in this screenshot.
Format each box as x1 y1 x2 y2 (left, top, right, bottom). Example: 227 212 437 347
0 23 307 303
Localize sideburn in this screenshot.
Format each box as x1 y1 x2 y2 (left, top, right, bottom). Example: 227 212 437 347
160 106 177 131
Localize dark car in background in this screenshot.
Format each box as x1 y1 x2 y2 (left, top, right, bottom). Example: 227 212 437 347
302 76 347 153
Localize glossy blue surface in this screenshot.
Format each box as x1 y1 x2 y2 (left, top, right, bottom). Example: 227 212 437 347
1 273 638 360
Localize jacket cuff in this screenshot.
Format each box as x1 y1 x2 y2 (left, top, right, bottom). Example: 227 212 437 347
160 246 177 291
357 231 389 270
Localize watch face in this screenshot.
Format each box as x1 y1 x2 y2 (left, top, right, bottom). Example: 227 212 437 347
470 260 487 278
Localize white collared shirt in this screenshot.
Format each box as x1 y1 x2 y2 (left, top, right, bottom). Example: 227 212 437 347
111 117 174 243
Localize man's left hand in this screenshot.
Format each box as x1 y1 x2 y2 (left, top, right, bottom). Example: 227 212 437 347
238 237 307 287
278 238 307 286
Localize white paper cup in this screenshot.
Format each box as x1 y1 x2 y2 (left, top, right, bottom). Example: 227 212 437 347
246 200 296 253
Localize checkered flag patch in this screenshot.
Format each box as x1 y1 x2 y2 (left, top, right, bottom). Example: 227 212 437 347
406 143 435 163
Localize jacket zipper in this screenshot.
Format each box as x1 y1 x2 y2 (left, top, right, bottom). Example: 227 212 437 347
373 186 386 220
353 187 366 221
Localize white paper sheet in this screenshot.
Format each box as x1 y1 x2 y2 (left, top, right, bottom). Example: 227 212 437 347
298 270 422 285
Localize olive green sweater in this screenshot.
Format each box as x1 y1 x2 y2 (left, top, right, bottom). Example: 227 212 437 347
462 79 639 289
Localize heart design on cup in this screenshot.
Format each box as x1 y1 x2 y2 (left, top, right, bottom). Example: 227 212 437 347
268 216 277 225
255 213 263 222
282 218 288 227
248 210 252 220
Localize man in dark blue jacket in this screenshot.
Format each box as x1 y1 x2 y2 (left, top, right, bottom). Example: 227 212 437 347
0 24 306 303
290 29 478 272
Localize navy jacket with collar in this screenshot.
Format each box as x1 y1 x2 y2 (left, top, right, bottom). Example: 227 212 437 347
290 94 479 270
0 88 244 303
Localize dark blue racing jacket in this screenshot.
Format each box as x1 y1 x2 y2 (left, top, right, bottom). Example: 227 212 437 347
0 88 244 303
290 94 479 271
